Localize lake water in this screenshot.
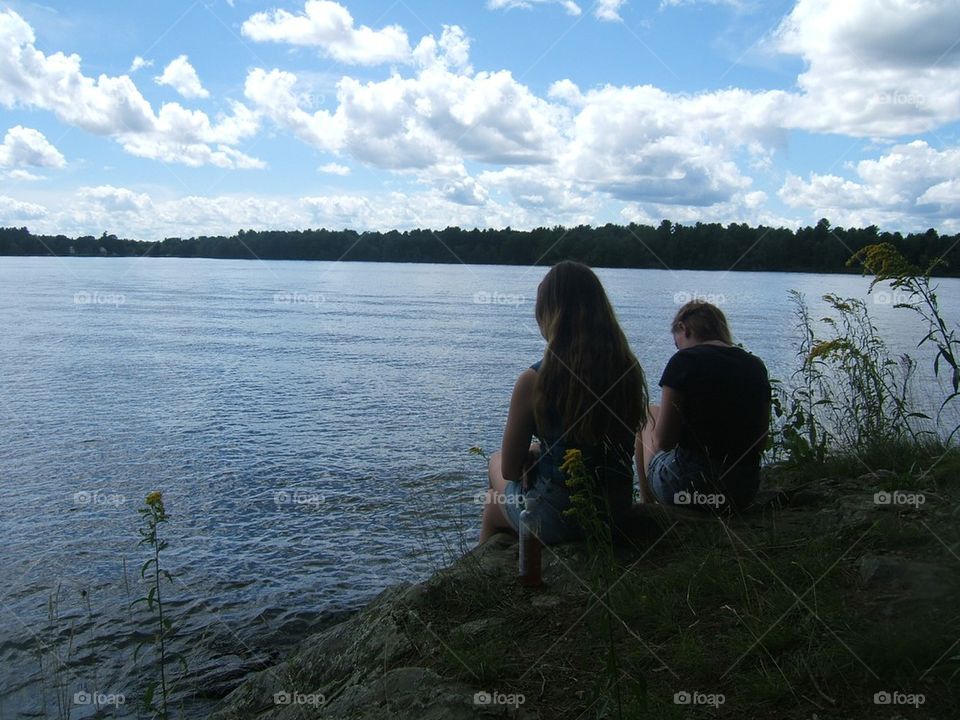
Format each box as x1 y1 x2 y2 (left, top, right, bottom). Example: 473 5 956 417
1 256 958 718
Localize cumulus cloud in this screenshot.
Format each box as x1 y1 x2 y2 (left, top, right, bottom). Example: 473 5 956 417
774 0 960 136
0 194 47 220
595 0 627 21
552 82 786 206
0 9 261 169
0 126 65 168
245 47 568 175
779 141 960 230
155 55 210 99
241 1 411 65
129 56 152 73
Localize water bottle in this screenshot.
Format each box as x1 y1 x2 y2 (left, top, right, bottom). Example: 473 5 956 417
518 495 543 587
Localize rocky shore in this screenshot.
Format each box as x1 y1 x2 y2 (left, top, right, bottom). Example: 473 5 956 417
212 468 958 719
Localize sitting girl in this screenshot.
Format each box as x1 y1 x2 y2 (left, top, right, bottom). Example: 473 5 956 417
479 261 648 544
636 300 770 512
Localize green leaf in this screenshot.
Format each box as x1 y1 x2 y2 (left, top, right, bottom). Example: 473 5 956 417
142 680 156 711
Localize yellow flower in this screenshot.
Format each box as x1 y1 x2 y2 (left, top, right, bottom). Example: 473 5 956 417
145 491 163 507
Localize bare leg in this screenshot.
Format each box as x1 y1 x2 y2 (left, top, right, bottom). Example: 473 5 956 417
479 450 517 544
636 404 661 503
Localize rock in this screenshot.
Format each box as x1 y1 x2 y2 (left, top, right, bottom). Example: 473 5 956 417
858 554 960 617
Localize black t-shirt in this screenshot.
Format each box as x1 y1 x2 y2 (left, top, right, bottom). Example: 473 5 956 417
659 345 770 472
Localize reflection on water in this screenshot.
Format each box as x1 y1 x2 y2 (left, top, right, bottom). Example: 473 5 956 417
1 257 957 717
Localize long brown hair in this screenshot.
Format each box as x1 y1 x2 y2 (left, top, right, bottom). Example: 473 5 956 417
534 261 647 445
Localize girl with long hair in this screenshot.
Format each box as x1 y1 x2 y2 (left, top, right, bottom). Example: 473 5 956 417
479 261 648 544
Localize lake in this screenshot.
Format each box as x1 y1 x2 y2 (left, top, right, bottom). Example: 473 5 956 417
1 256 957 718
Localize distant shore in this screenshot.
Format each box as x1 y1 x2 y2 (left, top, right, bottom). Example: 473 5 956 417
3 219 959 277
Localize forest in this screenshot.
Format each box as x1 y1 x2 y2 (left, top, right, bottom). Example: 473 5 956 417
1 219 957 275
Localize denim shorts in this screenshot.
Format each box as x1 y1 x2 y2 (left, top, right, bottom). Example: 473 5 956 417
648 448 758 511
501 478 585 545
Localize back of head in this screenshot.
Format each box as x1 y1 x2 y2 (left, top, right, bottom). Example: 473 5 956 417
534 261 647 445
671 300 733 345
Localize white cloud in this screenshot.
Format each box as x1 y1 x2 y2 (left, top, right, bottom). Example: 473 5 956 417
79 185 152 213
155 55 209 99
129 56 152 73
779 141 960 231
554 82 785 206
487 0 583 17
0 126 65 168
0 9 261 169
0 194 47 220
245 56 568 173
774 0 960 136
241 1 411 65
413 25 473 74
595 0 626 22
319 162 350 175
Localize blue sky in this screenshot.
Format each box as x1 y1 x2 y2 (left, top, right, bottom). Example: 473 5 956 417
0 0 958 240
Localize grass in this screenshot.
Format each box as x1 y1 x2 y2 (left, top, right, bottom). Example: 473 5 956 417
379 449 960 719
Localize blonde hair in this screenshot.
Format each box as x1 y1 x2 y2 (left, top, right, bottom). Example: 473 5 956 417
534 261 648 445
671 301 733 344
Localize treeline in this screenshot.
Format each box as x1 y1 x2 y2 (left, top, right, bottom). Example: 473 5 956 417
1 219 957 275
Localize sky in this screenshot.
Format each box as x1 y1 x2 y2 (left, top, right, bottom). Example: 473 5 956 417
0 0 958 241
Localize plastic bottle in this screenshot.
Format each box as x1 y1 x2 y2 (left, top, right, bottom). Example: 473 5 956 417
518 495 543 587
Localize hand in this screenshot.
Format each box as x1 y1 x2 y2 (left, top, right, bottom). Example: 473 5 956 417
520 442 541 491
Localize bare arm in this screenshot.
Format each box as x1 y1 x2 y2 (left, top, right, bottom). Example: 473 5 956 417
500 368 538 483
653 385 683 454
